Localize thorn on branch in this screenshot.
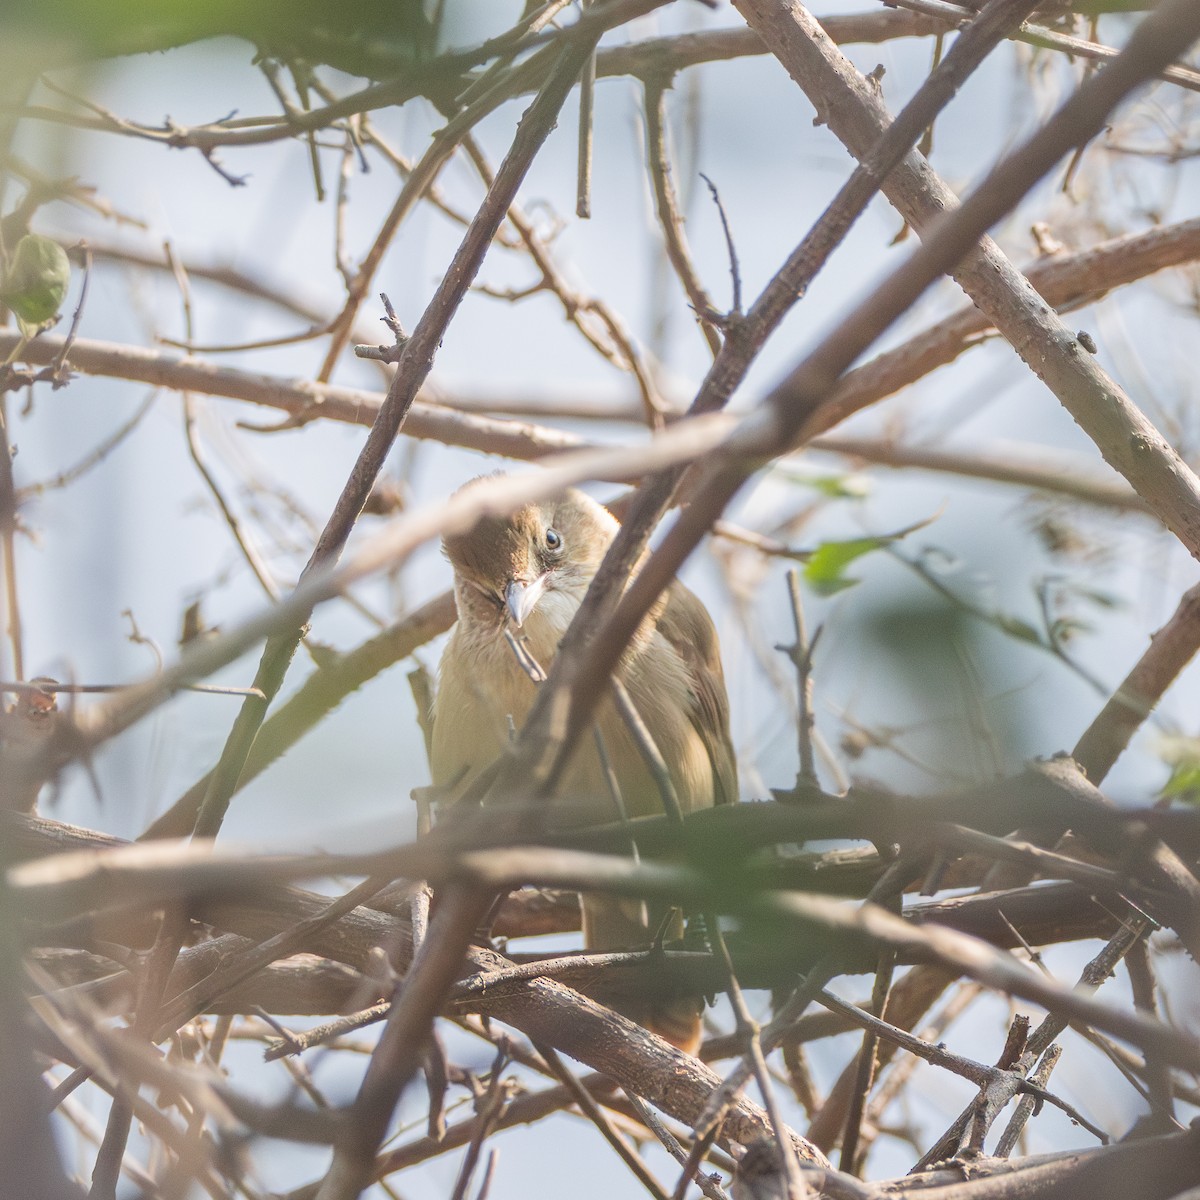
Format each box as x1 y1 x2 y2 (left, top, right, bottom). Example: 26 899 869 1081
355 292 411 363
0 362 72 397
699 172 742 317
197 143 249 188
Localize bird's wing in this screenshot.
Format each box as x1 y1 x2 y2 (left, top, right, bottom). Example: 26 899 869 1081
657 580 738 806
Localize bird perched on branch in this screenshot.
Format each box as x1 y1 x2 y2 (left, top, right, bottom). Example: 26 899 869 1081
430 479 736 1054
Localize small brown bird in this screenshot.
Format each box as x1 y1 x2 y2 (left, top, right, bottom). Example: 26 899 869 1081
431 479 736 1053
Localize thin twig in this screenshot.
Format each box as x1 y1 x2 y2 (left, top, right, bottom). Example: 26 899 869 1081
165 240 282 604
1073 582 1200 782
993 1043 1062 1158
626 1093 730 1200
610 675 685 824
459 133 666 426
49 239 91 379
18 390 157 499
0 678 265 698
152 876 388 1039
0 390 23 682
839 941 896 1173
707 915 807 1198
781 569 819 793
449 1042 511 1200
671 1124 721 1200
576 32 596 219
886 0 1200 94
698 173 740 316
264 1003 391 1063
536 1040 671 1200
642 79 721 354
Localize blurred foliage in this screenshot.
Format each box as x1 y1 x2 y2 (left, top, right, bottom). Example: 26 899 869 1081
802 513 937 596
0 0 435 76
1162 761 1200 803
804 534 899 596
1159 736 1200 804
856 591 1034 780
0 234 70 330
772 463 872 500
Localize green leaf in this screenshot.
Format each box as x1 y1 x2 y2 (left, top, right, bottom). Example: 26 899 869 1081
1156 736 1200 804
807 473 872 500
994 614 1044 645
803 535 892 595
1163 762 1200 803
1072 585 1123 610
2 0 436 75
1 234 70 327
772 465 871 499
802 511 942 596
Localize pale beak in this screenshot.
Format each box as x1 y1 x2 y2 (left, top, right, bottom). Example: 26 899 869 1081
505 574 549 627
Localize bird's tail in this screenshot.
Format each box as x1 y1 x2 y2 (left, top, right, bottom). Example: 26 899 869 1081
582 894 705 1055
629 995 705 1056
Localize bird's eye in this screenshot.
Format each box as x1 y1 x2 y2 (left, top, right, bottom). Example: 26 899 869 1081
544 527 563 554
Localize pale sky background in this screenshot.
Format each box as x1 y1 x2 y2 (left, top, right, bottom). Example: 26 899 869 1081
8 1 1200 1194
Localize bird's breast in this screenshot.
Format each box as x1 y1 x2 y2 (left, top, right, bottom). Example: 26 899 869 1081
518 586 579 668
431 586 718 822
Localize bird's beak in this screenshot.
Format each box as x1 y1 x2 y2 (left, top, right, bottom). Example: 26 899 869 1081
505 574 549 627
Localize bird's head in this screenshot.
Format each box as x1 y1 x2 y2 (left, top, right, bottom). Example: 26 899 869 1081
443 483 618 631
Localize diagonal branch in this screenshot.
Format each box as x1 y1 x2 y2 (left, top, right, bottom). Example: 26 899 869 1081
489 0 1048 811
311 37 611 1200
548 0 1200 816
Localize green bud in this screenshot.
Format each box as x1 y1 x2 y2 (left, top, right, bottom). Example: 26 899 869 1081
1 234 71 326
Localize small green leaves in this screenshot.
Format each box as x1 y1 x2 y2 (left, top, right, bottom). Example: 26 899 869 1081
803 535 893 595
805 473 872 500
1159 736 1200 804
772 464 872 499
1162 762 1200 804
993 613 1044 645
1 234 70 329
802 513 939 596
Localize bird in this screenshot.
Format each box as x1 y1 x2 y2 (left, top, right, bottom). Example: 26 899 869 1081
730 1139 794 1200
430 478 736 1053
